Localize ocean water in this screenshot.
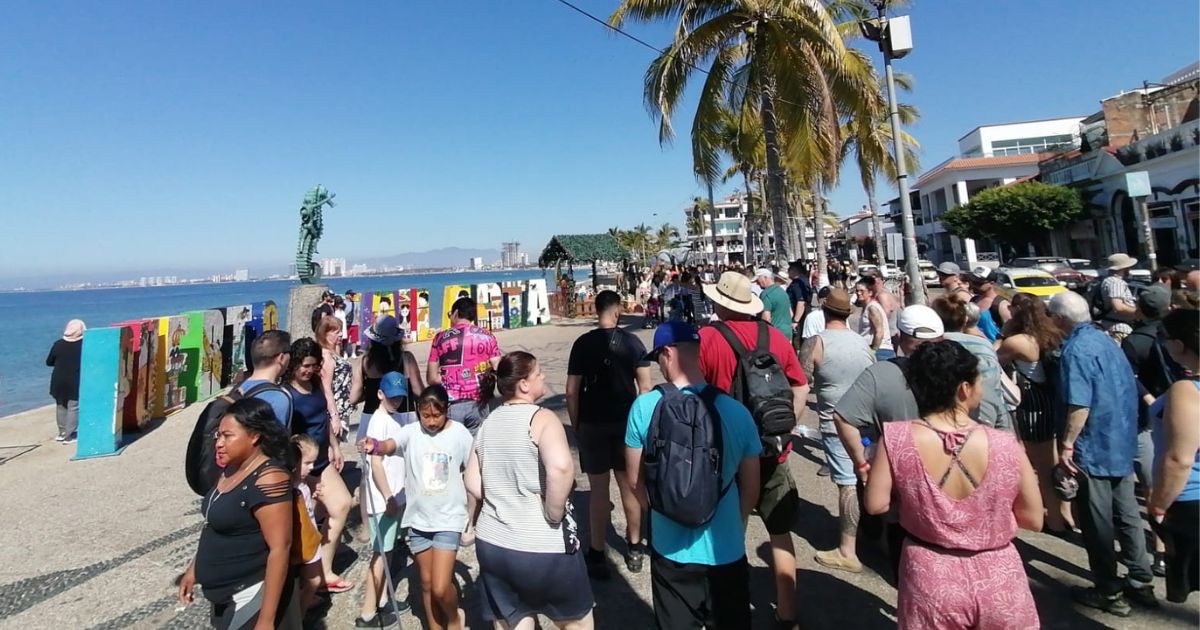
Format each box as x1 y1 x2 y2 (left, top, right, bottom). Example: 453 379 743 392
0 270 553 417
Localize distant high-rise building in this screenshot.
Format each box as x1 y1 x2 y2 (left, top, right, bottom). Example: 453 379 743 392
518 252 529 266
320 258 346 277
469 257 484 270
233 269 249 282
501 241 522 267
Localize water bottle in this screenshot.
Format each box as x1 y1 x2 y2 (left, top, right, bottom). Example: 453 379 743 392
862 436 877 463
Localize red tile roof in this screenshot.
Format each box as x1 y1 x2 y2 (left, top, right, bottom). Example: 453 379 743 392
916 153 1047 188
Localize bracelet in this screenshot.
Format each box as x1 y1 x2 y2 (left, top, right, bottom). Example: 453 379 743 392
1151 507 1167 518
856 461 871 472
1061 445 1074 452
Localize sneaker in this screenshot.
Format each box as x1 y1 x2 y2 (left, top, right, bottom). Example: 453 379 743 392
626 543 646 573
585 547 611 581
816 464 830 477
1071 586 1131 617
354 611 399 628
379 599 411 615
814 549 864 574
54 433 65 442
1152 552 1167 578
1124 584 1160 608
61 434 77 445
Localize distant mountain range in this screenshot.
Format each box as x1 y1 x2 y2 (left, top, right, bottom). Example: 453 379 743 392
359 247 502 269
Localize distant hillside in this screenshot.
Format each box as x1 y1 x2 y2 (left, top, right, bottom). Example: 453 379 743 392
360 247 502 269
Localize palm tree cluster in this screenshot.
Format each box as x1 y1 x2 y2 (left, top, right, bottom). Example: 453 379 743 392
609 0 920 280
608 222 683 262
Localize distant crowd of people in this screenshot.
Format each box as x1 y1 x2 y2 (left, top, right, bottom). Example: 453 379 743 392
47 250 1198 629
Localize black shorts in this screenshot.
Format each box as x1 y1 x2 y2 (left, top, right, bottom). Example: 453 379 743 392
477 540 594 624
650 551 750 629
756 457 799 536
577 424 627 475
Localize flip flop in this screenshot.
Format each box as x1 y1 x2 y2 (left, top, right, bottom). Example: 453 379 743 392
319 577 354 593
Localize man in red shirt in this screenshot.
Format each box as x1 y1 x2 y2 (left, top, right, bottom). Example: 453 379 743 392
699 271 810 629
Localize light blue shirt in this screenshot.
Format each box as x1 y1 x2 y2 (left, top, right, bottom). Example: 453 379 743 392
625 385 761 566
1060 323 1139 477
239 378 293 428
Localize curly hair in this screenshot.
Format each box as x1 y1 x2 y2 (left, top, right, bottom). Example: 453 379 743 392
1007 293 1064 353
905 340 980 415
282 337 323 386
224 397 293 466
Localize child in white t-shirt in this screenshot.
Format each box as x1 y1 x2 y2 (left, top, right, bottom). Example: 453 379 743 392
290 435 324 610
361 384 474 630
355 371 415 628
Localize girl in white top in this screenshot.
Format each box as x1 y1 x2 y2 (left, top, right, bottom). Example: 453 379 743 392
855 278 894 356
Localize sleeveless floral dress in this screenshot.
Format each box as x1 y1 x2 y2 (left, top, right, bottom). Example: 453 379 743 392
331 356 354 435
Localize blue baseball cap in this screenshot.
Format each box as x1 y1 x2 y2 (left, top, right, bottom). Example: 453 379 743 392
380 371 409 399
645 321 700 361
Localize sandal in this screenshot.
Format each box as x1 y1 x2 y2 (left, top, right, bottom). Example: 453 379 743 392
319 577 355 593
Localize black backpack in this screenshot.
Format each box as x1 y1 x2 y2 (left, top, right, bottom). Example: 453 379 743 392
1088 281 1110 320
184 382 287 496
642 383 730 526
712 321 796 456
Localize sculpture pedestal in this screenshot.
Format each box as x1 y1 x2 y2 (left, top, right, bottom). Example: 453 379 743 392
287 284 329 341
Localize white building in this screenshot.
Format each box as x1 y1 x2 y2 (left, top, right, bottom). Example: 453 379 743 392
894 117 1085 265
684 193 835 264
469 257 484 270
233 269 249 282
320 258 346 277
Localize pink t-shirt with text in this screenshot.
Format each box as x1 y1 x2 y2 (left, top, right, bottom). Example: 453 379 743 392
428 323 500 401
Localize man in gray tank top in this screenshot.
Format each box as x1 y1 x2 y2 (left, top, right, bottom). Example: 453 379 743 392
798 288 876 573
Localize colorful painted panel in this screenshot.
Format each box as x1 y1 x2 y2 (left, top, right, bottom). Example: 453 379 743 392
474 283 504 331
157 316 189 416
441 285 471 329
263 301 279 331
358 291 378 337
525 279 551 325
76 326 130 459
501 284 525 329
220 305 253 387
199 309 225 399
112 319 157 431
393 289 419 341
415 289 434 341
180 311 209 405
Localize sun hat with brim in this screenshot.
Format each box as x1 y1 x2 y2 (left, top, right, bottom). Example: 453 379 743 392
822 288 853 318
644 321 700 361
62 319 86 342
1107 253 1138 271
896 305 944 339
702 271 765 315
364 315 402 344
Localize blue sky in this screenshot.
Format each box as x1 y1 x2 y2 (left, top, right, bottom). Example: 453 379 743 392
4 0 1197 284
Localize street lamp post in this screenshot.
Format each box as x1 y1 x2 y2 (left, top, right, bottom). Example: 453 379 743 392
863 1 927 305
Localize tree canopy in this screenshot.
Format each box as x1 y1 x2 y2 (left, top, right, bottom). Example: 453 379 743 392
942 182 1085 248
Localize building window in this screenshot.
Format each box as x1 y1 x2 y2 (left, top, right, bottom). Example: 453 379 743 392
988 134 1075 156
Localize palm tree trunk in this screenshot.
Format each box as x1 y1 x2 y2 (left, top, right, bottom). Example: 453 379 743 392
759 85 792 263
813 185 828 286
742 170 756 265
865 180 885 264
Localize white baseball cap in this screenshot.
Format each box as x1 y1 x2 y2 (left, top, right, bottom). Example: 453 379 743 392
896 305 945 339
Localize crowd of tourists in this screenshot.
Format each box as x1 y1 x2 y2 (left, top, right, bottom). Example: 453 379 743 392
98 250 1193 629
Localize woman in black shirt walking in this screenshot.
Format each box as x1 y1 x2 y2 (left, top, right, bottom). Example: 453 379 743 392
178 398 300 629
45 319 85 443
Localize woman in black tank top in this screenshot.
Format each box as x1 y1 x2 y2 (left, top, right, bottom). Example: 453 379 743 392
178 398 300 629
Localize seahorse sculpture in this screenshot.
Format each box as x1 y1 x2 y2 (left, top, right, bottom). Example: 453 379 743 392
295 185 336 284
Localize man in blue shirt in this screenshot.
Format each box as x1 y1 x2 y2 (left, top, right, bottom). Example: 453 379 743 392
625 322 762 629
1050 291 1156 617
238 330 294 427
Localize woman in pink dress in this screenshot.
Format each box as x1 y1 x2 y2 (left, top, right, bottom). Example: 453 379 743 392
865 340 1044 629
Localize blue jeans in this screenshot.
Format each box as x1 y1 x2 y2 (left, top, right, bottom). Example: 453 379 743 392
875 349 896 361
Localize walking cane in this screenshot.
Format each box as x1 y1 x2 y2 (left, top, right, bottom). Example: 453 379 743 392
360 449 405 630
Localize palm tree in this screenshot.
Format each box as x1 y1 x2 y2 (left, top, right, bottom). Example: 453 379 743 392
610 0 878 264
840 76 921 264
655 223 681 251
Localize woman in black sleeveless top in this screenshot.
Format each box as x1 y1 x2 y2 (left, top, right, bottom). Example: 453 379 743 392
178 398 300 629
350 318 424 439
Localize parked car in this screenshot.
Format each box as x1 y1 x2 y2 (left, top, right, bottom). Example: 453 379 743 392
857 263 879 278
1065 258 1100 279
1008 256 1088 289
916 260 938 286
881 263 901 280
994 268 1069 302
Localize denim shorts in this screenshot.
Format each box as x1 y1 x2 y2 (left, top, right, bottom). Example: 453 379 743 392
821 432 857 487
409 529 461 554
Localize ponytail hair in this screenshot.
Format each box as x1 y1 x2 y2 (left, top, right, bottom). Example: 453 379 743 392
931 292 969 333
496 351 538 401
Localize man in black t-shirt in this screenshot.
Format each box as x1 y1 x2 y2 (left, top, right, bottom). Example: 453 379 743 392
310 290 335 332
567 290 653 579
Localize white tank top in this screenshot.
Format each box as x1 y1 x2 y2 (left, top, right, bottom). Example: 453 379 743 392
858 301 894 351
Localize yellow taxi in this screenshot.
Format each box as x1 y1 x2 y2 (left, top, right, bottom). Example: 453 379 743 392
994 268 1068 301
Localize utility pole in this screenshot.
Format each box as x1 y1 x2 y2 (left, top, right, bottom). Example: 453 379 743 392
863 2 926 305
1126 171 1158 270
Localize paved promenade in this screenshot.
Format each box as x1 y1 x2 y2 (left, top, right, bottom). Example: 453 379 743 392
0 317 1196 629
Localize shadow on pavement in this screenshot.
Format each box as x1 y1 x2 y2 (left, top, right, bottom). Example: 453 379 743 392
571 487 655 629
750 542 898 629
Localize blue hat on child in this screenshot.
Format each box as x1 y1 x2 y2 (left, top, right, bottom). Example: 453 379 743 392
380 371 409 399
645 321 700 361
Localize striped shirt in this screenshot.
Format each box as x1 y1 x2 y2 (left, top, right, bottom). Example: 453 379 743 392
474 403 573 553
